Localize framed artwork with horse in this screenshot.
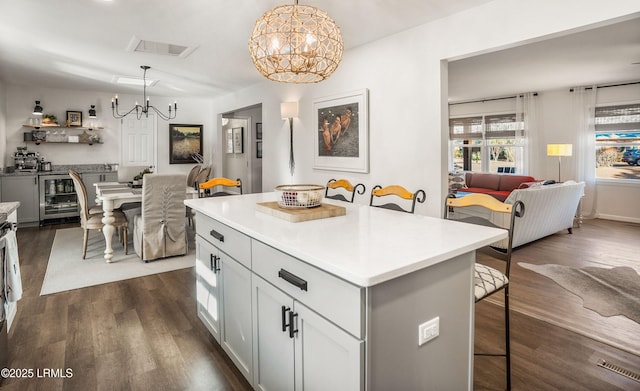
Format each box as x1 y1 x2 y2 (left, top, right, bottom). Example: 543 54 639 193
313 89 369 173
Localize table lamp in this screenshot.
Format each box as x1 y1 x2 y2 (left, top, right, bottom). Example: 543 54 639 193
547 143 573 182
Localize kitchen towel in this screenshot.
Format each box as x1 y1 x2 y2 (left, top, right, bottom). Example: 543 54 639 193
3 230 22 302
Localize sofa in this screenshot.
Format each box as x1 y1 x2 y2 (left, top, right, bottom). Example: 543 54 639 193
449 172 537 201
450 181 585 249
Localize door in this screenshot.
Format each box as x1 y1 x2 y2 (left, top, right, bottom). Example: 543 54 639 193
252 275 295 391
121 113 157 168
220 251 253 382
195 238 221 342
294 302 364 391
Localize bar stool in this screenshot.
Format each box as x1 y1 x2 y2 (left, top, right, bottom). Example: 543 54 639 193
369 184 425 213
444 193 525 391
325 179 365 203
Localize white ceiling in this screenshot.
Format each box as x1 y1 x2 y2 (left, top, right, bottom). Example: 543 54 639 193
1 1 638 101
0 0 493 97
448 16 640 102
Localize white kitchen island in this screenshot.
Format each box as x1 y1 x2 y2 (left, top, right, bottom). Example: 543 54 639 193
185 193 507 391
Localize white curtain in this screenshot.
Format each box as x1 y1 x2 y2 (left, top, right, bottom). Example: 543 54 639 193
572 86 597 218
516 92 539 176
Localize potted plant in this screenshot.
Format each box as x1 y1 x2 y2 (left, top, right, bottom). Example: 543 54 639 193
42 114 57 125
132 167 153 186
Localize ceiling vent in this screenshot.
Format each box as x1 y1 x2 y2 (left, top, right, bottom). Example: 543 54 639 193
126 36 197 58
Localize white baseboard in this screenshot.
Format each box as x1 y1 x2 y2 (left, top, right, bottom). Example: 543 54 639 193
595 214 640 224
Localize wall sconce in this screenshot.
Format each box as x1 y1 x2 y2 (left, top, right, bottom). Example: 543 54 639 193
547 143 573 182
88 105 97 119
281 102 299 176
32 100 43 115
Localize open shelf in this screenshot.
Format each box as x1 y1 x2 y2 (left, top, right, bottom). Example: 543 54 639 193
23 124 103 131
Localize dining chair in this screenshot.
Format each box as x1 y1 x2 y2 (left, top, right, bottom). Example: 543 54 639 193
133 173 187 262
194 166 211 187
325 179 365 203
444 192 525 391
185 164 203 226
186 164 202 189
369 184 425 213
68 170 129 259
198 177 243 198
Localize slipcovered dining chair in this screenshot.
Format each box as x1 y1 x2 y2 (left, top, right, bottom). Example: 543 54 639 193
198 177 243 198
325 179 365 203
369 184 425 213
444 193 525 391
133 173 187 262
69 170 128 259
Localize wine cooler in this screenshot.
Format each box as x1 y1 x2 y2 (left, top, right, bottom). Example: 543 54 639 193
39 174 80 222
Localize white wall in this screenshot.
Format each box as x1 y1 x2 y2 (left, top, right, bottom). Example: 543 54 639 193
3 84 213 181
210 0 640 218
0 79 6 168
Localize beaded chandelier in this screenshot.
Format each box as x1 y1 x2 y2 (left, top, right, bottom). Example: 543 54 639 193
248 1 343 83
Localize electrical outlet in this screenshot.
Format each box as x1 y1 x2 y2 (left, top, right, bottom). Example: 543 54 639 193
418 316 439 346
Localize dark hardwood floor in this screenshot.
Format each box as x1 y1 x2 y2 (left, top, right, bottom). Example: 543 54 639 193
2 219 639 390
2 223 252 391
474 218 640 391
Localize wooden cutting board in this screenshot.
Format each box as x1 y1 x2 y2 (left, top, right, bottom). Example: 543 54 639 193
256 201 346 222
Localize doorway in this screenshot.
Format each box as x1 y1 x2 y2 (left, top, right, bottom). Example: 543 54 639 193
221 104 262 193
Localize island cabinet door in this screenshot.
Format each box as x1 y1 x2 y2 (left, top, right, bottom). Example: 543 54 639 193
195 238 221 343
293 302 364 391
219 250 253 382
252 275 295 391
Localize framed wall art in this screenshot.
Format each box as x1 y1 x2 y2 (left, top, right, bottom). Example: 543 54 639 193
169 124 203 164
232 127 244 153
226 128 234 153
313 89 369 173
66 110 83 127
256 140 262 158
256 122 262 140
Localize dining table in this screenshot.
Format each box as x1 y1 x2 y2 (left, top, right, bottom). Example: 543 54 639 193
94 182 197 263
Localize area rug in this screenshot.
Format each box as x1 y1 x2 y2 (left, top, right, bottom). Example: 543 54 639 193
518 263 640 324
41 227 195 295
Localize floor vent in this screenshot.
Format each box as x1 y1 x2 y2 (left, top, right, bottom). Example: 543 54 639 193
597 359 640 383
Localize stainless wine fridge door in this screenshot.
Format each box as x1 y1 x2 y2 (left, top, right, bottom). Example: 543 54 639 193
39 174 80 221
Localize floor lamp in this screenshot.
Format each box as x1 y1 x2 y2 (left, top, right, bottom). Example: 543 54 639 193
547 144 573 182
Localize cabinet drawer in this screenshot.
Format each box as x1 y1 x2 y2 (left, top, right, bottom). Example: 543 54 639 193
196 213 251 268
252 240 363 339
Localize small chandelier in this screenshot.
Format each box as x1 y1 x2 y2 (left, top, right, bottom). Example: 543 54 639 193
111 65 177 120
248 0 343 83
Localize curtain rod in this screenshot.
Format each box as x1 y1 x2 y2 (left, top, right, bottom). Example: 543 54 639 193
570 80 640 92
449 92 538 106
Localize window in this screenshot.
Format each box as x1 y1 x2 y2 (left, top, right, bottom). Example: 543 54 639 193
449 113 524 173
595 103 640 180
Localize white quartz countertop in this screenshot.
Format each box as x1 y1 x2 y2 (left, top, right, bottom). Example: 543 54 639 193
0 202 20 223
185 193 508 287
